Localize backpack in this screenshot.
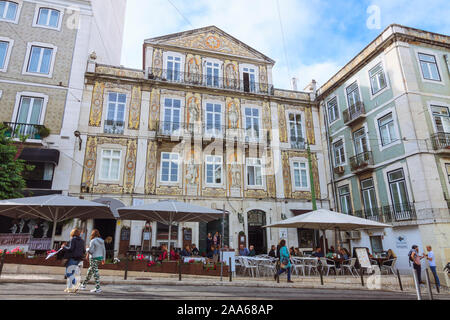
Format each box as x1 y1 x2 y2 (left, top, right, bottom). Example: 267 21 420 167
408 250 414 262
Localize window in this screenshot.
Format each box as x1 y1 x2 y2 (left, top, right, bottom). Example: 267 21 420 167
360 178 378 216
353 127 368 155
0 40 8 70
369 63 387 95
293 161 308 189
333 140 345 166
205 61 220 87
104 92 126 134
346 82 361 108
431 105 450 133
246 158 262 187
418 53 441 81
205 103 222 136
0 1 18 21
16 96 44 137
100 150 121 181
244 107 260 140
22 162 54 189
338 185 352 214
162 98 181 134
205 155 222 185
160 152 179 183
166 55 181 81
378 113 398 146
289 113 304 149
36 8 60 28
242 67 256 93
327 97 339 123
388 169 409 211
27 46 53 75
370 236 383 254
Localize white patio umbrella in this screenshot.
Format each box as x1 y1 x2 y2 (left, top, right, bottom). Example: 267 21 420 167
264 209 392 254
117 200 226 259
0 195 115 245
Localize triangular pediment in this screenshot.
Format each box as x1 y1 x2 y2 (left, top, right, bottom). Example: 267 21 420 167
145 26 274 64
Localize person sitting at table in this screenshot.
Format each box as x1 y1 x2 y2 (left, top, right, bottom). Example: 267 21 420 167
181 245 191 257
239 244 250 256
156 244 168 263
384 249 396 266
326 248 335 259
268 245 276 258
207 245 216 259
312 247 324 258
248 245 256 257
294 248 302 257
191 244 199 256
169 246 179 261
340 248 350 260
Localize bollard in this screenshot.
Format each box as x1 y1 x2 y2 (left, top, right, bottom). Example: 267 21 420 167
396 269 403 291
412 268 422 300
0 248 6 278
229 257 232 282
318 265 324 285
178 261 182 281
124 254 129 281
360 269 365 287
425 269 433 300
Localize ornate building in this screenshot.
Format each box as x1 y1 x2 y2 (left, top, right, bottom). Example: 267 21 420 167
69 26 329 255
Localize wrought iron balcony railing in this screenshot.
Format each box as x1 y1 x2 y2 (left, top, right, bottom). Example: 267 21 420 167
147 67 274 94
3 122 45 140
350 151 374 172
104 120 125 134
353 208 383 222
290 136 306 149
430 132 450 151
352 203 416 223
343 101 366 125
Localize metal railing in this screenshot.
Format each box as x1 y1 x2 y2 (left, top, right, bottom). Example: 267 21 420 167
148 68 274 94
290 136 305 149
430 132 450 150
343 101 366 125
104 120 125 134
349 151 374 171
353 208 383 222
352 203 417 223
3 122 44 140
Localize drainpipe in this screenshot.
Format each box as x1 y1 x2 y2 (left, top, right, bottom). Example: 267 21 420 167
321 101 338 210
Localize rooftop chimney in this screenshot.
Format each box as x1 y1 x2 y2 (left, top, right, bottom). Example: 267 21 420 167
291 77 298 91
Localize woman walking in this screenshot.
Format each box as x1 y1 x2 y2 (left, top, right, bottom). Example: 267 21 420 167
61 228 85 293
275 239 293 283
80 229 106 293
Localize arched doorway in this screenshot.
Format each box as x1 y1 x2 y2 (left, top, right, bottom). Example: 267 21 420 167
247 210 267 254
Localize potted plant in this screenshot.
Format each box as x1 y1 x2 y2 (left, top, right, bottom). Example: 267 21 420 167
35 125 51 139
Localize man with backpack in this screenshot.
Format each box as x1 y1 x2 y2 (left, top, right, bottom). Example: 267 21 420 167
409 245 424 285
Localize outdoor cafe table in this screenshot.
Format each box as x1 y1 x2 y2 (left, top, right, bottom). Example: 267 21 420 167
183 257 206 264
372 257 389 267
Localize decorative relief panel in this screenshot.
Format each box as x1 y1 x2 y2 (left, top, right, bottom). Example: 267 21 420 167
145 140 158 195
152 48 163 76
156 186 183 196
89 82 105 127
278 104 288 143
202 188 227 197
262 102 272 142
128 86 141 130
259 65 268 92
305 107 315 145
273 89 310 100
282 151 292 197
244 189 268 198
226 97 241 129
81 136 98 191
123 139 137 194
96 66 144 79
186 93 201 125
185 54 202 84
224 60 239 90
149 88 160 131
185 148 199 196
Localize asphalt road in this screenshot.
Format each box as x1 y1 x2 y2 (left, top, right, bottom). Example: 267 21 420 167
0 282 433 300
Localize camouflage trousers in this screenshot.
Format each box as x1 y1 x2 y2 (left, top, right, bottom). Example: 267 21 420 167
82 258 101 290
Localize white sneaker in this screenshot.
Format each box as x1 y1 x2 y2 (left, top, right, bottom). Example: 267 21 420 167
90 288 102 293
79 284 86 290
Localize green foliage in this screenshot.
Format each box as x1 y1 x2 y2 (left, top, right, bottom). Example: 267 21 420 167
0 126 31 200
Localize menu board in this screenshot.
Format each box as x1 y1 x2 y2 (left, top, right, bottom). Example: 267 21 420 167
355 247 371 268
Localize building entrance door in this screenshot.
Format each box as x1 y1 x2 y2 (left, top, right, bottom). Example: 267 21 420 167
247 210 267 254
93 219 116 260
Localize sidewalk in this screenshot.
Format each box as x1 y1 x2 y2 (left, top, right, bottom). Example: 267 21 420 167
1 263 448 296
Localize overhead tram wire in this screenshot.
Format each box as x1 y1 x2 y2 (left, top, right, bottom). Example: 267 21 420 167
276 0 292 81
166 0 194 28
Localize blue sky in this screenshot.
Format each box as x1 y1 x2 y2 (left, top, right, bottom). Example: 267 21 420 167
121 0 450 90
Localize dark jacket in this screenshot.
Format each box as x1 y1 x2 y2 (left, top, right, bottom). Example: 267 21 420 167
268 249 276 258
63 236 85 261
181 249 191 257
191 248 199 255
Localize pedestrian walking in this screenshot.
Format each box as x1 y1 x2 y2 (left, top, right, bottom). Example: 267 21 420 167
425 245 440 289
61 228 85 293
80 229 106 293
409 245 424 285
275 239 293 283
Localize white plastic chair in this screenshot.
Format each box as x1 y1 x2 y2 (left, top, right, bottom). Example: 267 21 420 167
340 258 358 277
305 258 319 276
320 257 337 276
259 260 277 277
291 257 305 276
241 257 259 277
381 258 397 275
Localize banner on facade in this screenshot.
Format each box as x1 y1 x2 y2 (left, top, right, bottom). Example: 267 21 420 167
0 234 31 246
396 235 407 249
29 238 52 251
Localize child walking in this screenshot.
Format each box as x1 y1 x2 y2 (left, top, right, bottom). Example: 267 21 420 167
80 229 106 293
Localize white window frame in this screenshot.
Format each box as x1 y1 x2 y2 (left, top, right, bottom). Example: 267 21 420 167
427 101 450 134
203 57 223 88
374 107 401 151
99 149 122 182
239 63 259 93
204 155 223 187
367 60 389 98
243 105 262 142
290 158 309 191
11 92 48 142
415 49 445 86
0 0 22 24
0 36 13 72
245 157 264 188
344 80 362 109
32 5 64 31
352 123 371 155
22 42 57 78
163 51 184 82
333 139 346 167
160 95 184 135
160 152 180 184
338 185 352 214
103 91 128 134
286 109 306 149
326 95 340 124
381 162 413 207
203 100 224 138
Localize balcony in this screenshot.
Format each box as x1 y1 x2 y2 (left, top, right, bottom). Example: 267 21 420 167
104 120 125 134
353 208 383 223
333 165 345 175
430 132 450 153
343 101 366 126
147 68 273 95
349 151 374 173
352 203 417 224
3 122 48 140
290 136 305 150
